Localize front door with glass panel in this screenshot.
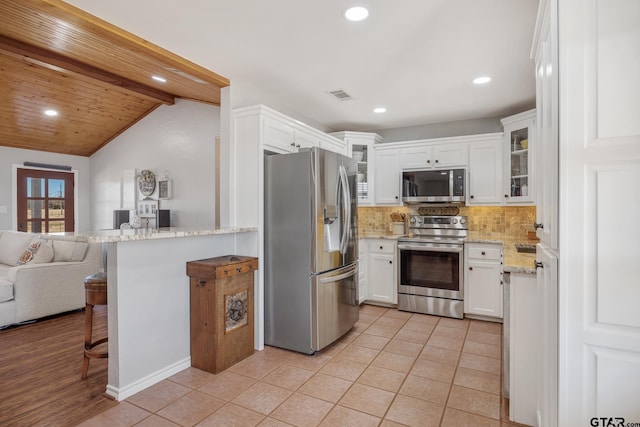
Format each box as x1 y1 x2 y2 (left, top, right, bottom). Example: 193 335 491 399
16 168 75 233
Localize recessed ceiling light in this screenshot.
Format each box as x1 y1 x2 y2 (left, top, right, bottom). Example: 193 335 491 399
152 75 167 83
373 107 387 113
345 6 369 21
44 109 58 117
473 76 491 85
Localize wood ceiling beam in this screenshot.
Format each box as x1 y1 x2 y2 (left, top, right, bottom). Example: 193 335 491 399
0 35 175 105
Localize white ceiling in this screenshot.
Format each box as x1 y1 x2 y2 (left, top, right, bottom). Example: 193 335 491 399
66 0 539 133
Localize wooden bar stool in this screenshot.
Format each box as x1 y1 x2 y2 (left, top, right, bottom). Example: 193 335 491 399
81 272 108 379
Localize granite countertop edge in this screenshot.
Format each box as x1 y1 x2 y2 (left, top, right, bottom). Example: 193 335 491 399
63 227 258 243
359 233 407 240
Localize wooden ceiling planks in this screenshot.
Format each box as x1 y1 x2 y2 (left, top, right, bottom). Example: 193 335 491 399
0 0 230 156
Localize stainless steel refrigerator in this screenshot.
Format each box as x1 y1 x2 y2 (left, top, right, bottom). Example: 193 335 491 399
264 147 359 354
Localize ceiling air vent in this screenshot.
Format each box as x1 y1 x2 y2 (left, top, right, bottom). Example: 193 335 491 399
328 89 353 101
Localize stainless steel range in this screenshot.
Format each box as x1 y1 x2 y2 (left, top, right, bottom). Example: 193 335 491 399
397 215 468 319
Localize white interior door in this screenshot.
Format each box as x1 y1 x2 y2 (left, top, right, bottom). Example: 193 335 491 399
559 0 640 425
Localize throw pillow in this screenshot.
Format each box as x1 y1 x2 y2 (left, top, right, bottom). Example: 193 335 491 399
16 239 54 265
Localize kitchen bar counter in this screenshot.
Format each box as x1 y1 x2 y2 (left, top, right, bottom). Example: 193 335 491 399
77 227 258 401
65 226 257 243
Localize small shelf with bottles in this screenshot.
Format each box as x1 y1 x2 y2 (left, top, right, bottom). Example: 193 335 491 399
353 145 369 201
509 129 529 198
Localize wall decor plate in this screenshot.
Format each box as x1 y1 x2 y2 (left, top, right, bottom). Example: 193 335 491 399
138 169 156 197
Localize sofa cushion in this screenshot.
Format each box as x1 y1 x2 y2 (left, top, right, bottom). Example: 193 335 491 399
16 239 54 265
52 240 88 262
0 278 13 303
0 232 34 266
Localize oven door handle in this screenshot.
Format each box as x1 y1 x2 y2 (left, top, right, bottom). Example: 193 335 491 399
397 243 463 253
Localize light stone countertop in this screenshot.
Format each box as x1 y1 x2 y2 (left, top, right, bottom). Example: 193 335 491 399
359 232 407 240
467 231 537 274
60 226 258 243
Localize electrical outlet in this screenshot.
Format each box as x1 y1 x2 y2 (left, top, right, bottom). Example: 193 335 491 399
0 206 7 214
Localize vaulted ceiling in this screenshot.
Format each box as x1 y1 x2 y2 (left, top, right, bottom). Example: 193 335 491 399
0 0 229 157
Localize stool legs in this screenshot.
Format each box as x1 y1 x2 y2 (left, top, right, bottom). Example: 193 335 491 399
81 301 108 379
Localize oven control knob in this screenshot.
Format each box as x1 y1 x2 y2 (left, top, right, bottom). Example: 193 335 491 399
410 217 416 224
416 217 423 224
460 218 467 225
452 218 458 224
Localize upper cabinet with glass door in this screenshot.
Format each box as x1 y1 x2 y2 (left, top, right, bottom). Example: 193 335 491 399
330 132 383 206
501 109 536 204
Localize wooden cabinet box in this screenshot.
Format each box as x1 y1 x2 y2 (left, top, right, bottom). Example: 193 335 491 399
186 255 258 374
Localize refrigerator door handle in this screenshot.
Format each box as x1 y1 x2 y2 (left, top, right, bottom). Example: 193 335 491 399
338 164 350 254
318 266 358 284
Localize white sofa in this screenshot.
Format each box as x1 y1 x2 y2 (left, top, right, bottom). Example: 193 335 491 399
0 230 102 328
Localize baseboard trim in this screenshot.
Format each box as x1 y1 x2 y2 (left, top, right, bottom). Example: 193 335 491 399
105 357 191 401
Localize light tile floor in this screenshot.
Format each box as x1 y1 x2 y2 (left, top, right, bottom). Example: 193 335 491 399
79 305 528 427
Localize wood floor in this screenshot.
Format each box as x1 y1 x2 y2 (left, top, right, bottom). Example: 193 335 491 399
0 306 117 426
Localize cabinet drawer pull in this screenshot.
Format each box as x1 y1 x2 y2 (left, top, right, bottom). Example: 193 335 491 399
237 267 242 272
534 222 544 230
379 246 383 250
198 279 206 287
535 261 544 269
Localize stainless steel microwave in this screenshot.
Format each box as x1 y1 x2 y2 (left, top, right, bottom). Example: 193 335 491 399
402 168 466 203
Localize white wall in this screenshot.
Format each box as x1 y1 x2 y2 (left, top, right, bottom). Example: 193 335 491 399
90 99 220 230
0 147 91 231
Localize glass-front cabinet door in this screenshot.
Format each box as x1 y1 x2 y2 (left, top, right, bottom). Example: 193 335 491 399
329 132 382 206
501 110 536 204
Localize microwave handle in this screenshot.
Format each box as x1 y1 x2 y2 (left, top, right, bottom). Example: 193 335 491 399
449 170 454 198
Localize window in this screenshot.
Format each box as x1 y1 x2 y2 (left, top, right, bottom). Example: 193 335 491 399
16 168 75 233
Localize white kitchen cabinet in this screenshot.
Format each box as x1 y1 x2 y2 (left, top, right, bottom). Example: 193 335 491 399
468 137 504 205
400 143 468 170
501 110 536 205
374 149 401 205
331 132 382 205
260 109 345 155
358 239 368 303
464 243 503 319
367 239 397 304
509 272 538 426
533 16 558 250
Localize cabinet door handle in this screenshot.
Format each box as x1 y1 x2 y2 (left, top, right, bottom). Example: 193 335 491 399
535 261 544 269
534 222 544 230
389 260 392 264
296 144 301 148
198 279 206 287
469 267 473 271
435 159 439 163
504 194 509 198
395 196 399 199
379 246 383 250
427 160 431 164
290 142 295 147
470 195 474 199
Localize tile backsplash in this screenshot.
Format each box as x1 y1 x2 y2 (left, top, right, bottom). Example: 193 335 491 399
358 205 536 241
459 205 536 241
358 206 411 234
